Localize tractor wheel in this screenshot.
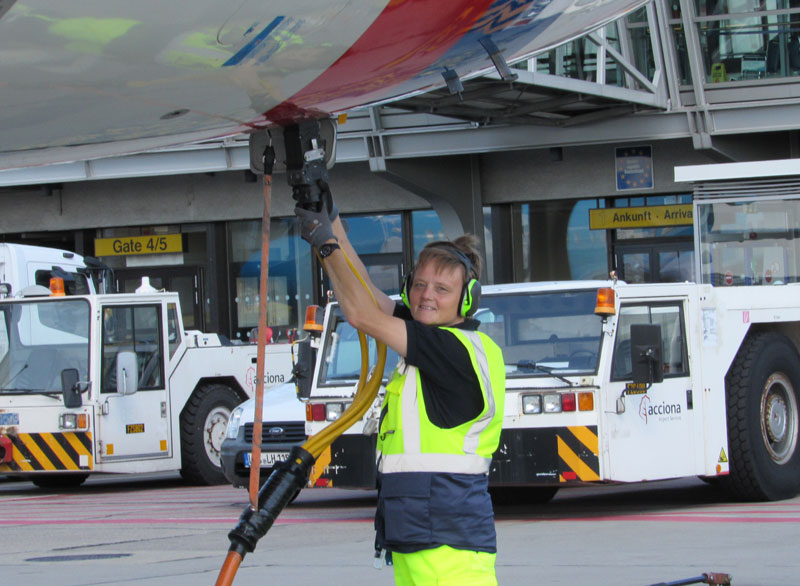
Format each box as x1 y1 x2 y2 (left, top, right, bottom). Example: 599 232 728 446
180 383 241 485
489 486 558 506
723 332 800 501
30 473 89 489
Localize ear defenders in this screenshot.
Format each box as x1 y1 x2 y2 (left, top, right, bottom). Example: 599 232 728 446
401 245 482 317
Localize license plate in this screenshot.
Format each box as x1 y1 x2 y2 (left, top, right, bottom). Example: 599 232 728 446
0 413 19 425
243 451 290 468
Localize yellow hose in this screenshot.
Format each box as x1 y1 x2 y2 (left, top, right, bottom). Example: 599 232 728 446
302 247 387 459
218 176 387 585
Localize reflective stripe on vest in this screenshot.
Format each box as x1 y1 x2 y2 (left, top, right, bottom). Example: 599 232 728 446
379 331 496 475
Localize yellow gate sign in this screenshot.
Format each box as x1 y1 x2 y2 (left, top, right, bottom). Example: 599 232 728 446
589 204 693 230
95 234 183 256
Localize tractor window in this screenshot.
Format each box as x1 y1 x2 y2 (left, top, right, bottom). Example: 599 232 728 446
478 290 603 377
0 299 90 394
0 310 8 366
34 269 91 295
101 304 164 392
317 308 400 386
611 303 688 380
167 302 180 359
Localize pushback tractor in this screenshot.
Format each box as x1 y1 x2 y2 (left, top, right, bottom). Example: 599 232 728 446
300 164 800 503
0 279 293 488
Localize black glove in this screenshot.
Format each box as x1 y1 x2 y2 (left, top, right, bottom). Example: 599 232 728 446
318 180 338 221
295 205 337 248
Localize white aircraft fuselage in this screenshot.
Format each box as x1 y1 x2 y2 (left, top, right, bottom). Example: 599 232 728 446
0 0 645 169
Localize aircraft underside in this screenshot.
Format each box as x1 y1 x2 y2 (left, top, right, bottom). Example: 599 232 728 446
0 0 646 169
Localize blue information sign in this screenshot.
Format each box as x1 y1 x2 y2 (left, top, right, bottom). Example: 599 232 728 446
616 146 653 191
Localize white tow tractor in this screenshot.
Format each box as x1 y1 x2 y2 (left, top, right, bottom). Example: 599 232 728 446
300 277 800 503
219 158 800 503
0 279 293 487
297 177 800 502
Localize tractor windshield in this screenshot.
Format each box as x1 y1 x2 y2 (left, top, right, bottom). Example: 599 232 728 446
0 298 90 394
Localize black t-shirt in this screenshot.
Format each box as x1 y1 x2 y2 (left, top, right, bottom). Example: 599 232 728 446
393 303 485 428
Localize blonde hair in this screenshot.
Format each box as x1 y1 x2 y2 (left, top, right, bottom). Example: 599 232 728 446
416 234 482 283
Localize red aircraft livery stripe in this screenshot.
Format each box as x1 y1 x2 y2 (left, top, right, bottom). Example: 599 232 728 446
266 0 495 123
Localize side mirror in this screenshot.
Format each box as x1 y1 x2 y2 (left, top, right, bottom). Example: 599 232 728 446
116 351 139 395
631 324 664 385
61 368 82 408
293 338 316 400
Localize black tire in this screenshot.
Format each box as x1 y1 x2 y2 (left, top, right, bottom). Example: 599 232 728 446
723 332 800 501
698 475 721 486
179 383 241 485
489 486 558 506
30 473 89 489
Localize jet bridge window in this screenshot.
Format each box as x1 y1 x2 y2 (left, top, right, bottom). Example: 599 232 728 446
611 303 688 381
101 304 164 392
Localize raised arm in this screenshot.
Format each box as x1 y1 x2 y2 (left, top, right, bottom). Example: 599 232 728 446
295 190 407 356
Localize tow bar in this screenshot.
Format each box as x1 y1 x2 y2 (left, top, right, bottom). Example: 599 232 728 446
646 572 732 586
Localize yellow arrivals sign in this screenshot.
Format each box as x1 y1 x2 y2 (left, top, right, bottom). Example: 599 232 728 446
95 234 183 256
589 204 693 230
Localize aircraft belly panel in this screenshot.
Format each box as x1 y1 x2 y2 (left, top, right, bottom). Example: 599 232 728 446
0 0 647 168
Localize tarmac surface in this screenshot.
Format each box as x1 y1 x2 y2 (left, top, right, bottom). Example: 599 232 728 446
0 473 797 585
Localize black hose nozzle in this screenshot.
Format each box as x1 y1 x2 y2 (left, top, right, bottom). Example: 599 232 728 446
227 445 315 557
284 121 329 212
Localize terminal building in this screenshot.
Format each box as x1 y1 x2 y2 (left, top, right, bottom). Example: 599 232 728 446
2 0 800 343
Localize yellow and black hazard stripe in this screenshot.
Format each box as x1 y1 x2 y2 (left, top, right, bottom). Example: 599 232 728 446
557 426 599 482
0 432 93 472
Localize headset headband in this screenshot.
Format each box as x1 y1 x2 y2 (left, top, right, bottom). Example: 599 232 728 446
425 243 475 282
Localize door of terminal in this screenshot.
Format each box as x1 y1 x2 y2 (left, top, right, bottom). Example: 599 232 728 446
614 241 694 284
116 267 203 330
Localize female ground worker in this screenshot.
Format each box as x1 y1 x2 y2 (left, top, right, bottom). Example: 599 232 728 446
295 193 506 586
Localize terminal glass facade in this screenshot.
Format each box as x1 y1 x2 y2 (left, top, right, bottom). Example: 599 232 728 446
339 213 404 296
227 210 447 343
228 218 310 344
532 21 626 84
695 0 800 82
611 194 694 284
514 199 609 282
529 0 800 87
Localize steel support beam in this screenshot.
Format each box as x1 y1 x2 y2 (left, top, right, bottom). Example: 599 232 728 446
371 156 485 251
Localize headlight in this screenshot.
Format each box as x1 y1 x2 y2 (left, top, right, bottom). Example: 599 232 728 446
326 402 345 421
226 406 244 439
522 394 542 414
59 413 88 430
543 393 562 413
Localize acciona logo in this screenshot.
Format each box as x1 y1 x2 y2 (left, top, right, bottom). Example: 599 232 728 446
639 394 682 424
246 366 285 392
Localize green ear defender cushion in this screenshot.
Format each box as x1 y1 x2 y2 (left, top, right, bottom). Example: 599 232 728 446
459 278 482 317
